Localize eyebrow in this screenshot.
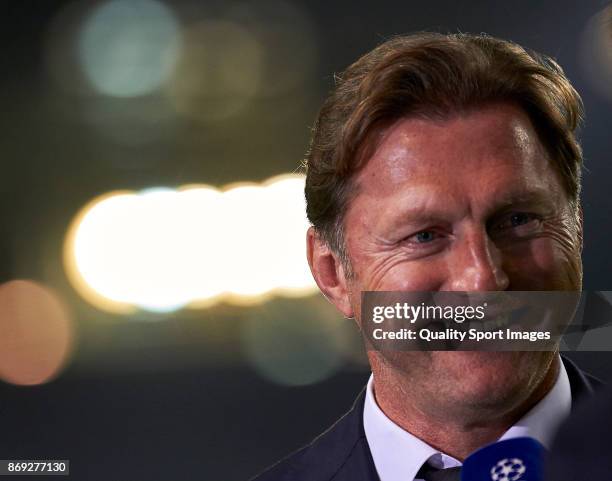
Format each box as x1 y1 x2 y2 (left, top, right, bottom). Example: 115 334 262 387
488 188 559 213
377 187 560 233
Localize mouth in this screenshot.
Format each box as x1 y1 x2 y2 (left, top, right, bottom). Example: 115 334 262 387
479 314 511 332
461 305 532 334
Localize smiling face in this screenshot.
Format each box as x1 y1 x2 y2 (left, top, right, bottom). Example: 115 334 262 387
308 102 583 422
345 102 582 294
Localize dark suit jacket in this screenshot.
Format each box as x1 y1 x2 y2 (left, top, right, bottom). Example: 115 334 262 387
546 376 612 480
251 357 602 481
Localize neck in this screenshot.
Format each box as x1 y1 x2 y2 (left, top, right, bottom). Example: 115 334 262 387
371 355 560 460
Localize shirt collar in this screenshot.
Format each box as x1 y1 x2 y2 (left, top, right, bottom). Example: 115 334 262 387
363 356 571 481
498 357 571 448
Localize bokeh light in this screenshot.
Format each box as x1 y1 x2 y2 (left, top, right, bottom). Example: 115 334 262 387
581 5 612 101
0 280 75 386
45 0 318 125
79 0 181 97
262 175 315 295
64 174 317 313
220 183 277 298
227 0 318 96
167 19 263 121
172 185 227 306
241 299 347 386
65 191 141 314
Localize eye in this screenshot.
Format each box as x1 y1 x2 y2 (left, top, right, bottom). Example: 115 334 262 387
509 213 533 227
409 230 438 243
493 212 541 235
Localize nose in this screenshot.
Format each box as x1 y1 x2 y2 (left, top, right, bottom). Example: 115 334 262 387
444 227 509 291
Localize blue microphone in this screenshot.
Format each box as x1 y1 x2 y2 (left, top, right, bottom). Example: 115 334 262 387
461 437 545 481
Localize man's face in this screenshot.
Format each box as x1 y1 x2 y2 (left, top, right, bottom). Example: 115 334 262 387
341 102 582 417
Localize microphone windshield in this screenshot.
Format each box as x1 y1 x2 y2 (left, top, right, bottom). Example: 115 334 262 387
461 437 544 481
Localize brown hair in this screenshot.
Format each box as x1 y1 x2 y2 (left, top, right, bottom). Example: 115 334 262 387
304 32 584 267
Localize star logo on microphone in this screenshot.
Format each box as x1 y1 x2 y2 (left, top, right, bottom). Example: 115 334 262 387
490 457 526 481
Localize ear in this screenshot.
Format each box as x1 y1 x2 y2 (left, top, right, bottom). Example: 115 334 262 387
306 226 355 318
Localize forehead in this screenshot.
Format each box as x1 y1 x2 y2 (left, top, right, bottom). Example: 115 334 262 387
353 103 556 198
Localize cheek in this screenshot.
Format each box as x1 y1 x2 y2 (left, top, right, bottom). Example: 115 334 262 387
524 239 559 272
503 237 581 289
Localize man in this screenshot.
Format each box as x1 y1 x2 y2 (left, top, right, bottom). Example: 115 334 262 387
252 32 601 481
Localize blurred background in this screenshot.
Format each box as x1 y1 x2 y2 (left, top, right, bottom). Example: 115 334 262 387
0 1 611 480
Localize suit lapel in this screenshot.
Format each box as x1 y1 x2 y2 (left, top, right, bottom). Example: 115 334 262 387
561 355 603 407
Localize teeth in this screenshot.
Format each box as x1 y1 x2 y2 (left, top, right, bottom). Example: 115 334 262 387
479 312 510 332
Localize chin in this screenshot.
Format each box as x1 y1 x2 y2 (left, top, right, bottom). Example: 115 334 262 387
431 351 556 410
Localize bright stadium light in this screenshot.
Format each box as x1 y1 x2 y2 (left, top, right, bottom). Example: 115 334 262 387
221 183 278 299
173 186 226 305
65 191 139 314
64 174 317 314
263 175 315 294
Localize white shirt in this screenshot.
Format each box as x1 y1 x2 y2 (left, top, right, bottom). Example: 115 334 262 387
363 357 571 481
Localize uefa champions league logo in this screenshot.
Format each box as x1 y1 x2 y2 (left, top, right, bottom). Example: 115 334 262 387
490 457 526 481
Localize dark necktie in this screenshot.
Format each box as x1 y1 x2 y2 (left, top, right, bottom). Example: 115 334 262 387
417 464 462 481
